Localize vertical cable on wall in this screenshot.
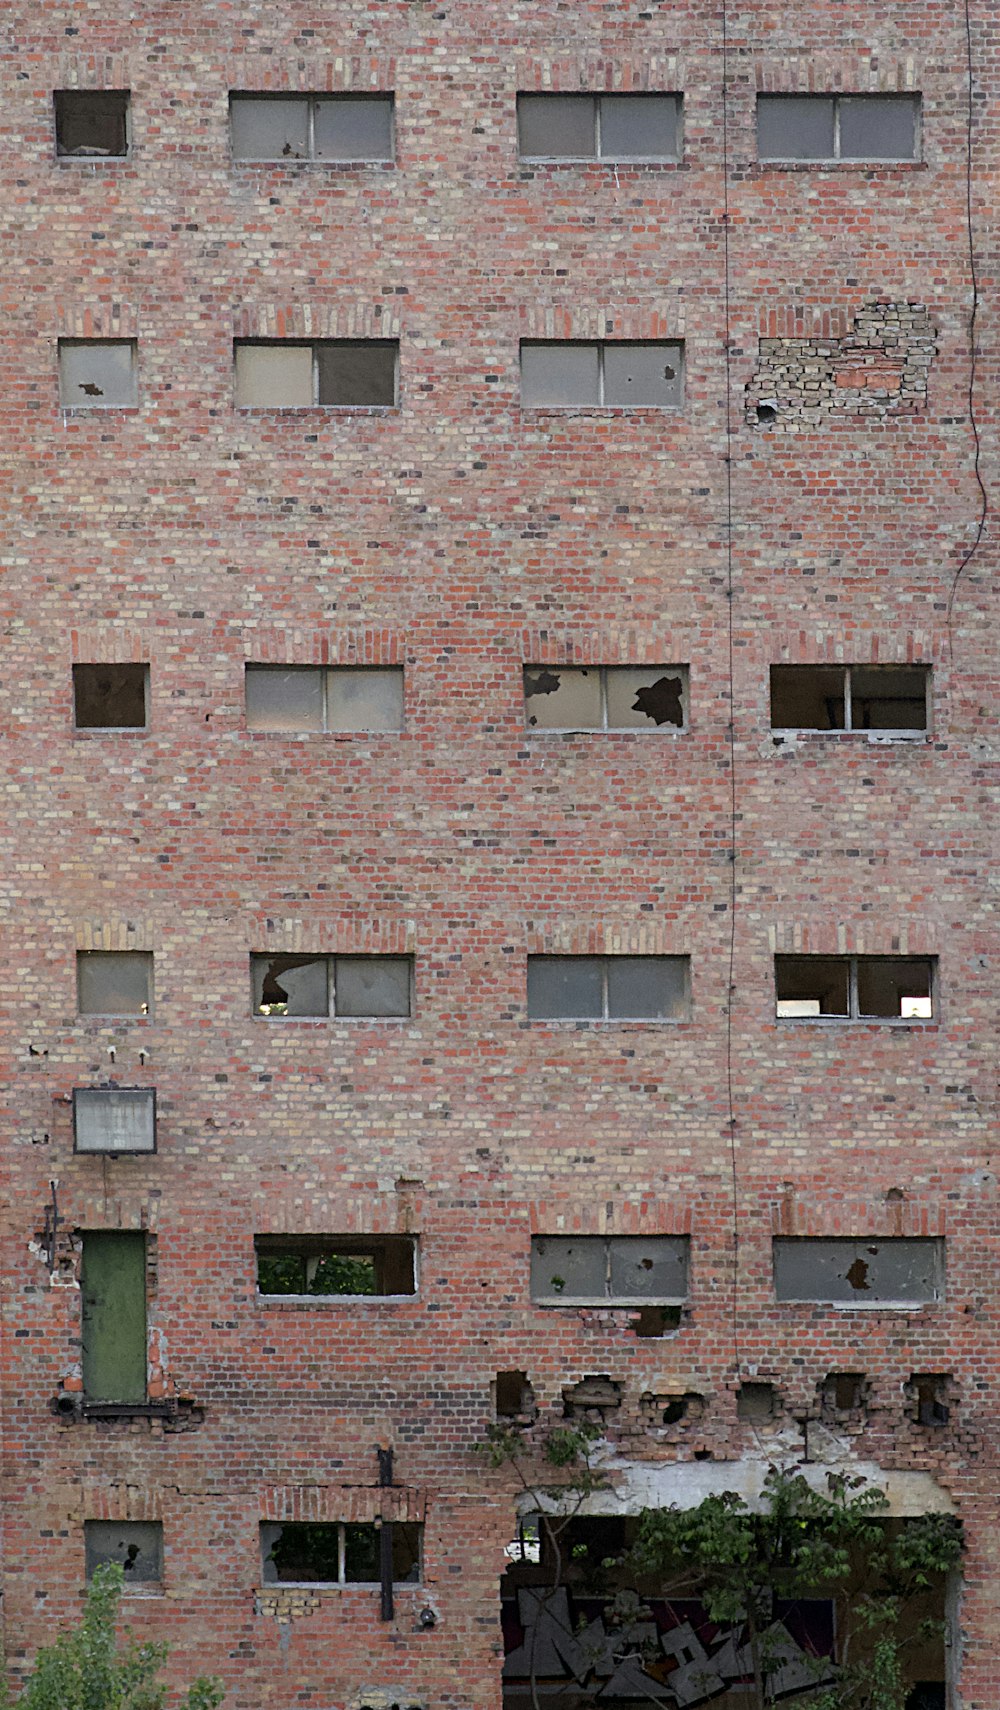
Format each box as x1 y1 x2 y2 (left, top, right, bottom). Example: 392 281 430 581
947 0 988 647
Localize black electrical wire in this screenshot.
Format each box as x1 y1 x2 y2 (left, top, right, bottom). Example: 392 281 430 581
947 0 988 646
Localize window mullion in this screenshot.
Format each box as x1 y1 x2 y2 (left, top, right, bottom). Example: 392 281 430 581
329 955 337 1018
832 97 841 161
597 344 605 406
603 1238 612 1300
849 958 859 1020
843 667 853 731
321 667 330 734
307 99 316 161
594 96 602 160
312 346 320 406
602 960 610 1019
338 1524 346 1585
600 667 609 730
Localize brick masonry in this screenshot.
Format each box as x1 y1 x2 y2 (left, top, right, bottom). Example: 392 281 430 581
0 1 996 1707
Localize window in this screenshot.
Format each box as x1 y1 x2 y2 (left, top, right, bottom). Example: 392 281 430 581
527 955 689 1021
524 664 687 730
775 955 935 1020
757 94 920 162
530 1234 689 1305
81 1232 147 1401
520 340 683 408
245 665 403 732
770 665 929 732
73 1088 157 1155
230 94 394 162
77 952 153 1017
517 93 681 160
85 1521 162 1585
260 1521 421 1584
773 1237 944 1305
58 340 138 409
251 953 412 1018
73 663 149 729
55 89 130 158
255 1235 417 1297
234 340 397 408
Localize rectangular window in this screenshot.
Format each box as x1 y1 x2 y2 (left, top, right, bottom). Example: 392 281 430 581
73 1088 156 1156
234 340 398 408
245 665 404 732
775 955 935 1020
59 340 138 409
77 952 153 1017
517 93 681 160
757 94 920 162
520 340 683 408
773 1237 944 1305
260 1521 421 1584
81 1232 147 1402
73 663 149 729
55 89 130 158
770 665 929 732
230 94 394 162
255 1235 417 1297
85 1521 163 1585
530 1234 689 1305
524 664 687 730
251 953 412 1018
527 955 689 1021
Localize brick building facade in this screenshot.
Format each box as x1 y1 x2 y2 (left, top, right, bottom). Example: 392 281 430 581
0 1 995 1706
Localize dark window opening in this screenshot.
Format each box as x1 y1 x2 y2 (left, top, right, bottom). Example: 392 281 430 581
261 1520 420 1584
770 665 929 733
821 1372 867 1416
737 1381 776 1420
775 955 935 1020
55 89 130 157
255 1234 417 1297
73 663 149 730
910 1374 951 1427
495 1370 535 1419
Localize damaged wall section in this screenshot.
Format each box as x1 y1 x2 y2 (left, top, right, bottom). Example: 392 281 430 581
746 300 935 430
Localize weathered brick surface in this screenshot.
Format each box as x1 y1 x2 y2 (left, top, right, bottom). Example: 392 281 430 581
0 1 996 1706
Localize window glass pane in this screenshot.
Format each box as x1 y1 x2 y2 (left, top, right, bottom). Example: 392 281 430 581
325 667 404 731
316 341 397 405
530 1236 607 1301
599 95 679 159
520 342 600 407
392 1522 422 1582
606 956 688 1020
252 954 328 1016
245 667 324 732
263 1522 341 1582
602 342 683 407
77 952 152 1016
839 96 918 161
850 666 928 731
85 1521 162 1583
230 97 309 161
607 1235 688 1301
235 344 313 407
856 957 933 1019
59 341 137 408
523 666 602 729
314 96 394 160
73 663 148 728
517 95 595 158
343 1524 381 1583
527 956 603 1019
775 956 850 1017
335 956 411 1017
605 666 686 729
773 1237 943 1303
757 95 835 160
770 666 846 730
55 91 129 157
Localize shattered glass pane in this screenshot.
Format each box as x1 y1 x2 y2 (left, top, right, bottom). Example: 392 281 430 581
517 95 595 158
608 1235 688 1301
602 342 683 407
599 95 680 159
605 667 686 729
85 1521 162 1583
245 667 324 732
520 342 600 406
530 1236 607 1301
252 954 328 1016
59 340 137 408
527 956 603 1018
326 667 404 731
773 1237 944 1303
235 343 313 407
606 957 688 1019
335 956 411 1017
839 96 919 161
757 95 835 160
316 341 397 405
523 666 602 729
314 96 394 160
230 96 309 160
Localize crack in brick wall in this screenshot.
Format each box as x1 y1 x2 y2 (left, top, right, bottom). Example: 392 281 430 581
746 300 936 430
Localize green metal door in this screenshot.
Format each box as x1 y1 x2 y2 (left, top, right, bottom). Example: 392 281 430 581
81 1232 147 1402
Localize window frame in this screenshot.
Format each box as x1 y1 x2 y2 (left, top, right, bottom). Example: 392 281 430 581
516 92 682 162
76 950 154 1019
526 954 691 1023
522 664 689 732
756 93 922 164
58 338 139 410
244 664 405 733
72 662 150 732
774 955 937 1023
519 339 684 410
530 1234 690 1307
229 92 395 164
769 664 931 735
54 88 131 161
254 1233 419 1300
84 1519 163 1589
233 339 399 410
260 1520 422 1587
250 952 414 1020
772 1237 945 1308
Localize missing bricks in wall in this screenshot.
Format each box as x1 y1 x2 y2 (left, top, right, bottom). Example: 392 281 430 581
746 300 936 430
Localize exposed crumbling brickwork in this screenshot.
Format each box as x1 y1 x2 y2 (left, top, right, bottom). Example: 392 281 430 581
746 299 936 429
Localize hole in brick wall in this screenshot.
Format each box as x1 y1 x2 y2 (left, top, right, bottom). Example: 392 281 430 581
562 1374 623 1421
909 1373 951 1427
73 664 149 729
756 400 777 425
632 1303 681 1337
737 1382 776 1420
642 1390 704 1426
495 1370 535 1420
820 1372 867 1417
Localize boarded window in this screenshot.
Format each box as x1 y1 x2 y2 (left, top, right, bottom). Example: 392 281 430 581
260 1521 420 1583
251 953 412 1018
517 93 680 160
246 665 404 732
524 664 687 730
757 94 920 162
59 340 138 409
527 955 689 1020
85 1520 162 1584
234 341 398 407
775 956 935 1020
520 340 683 408
231 94 394 162
73 663 149 729
530 1234 689 1305
55 90 130 157
255 1234 417 1296
73 1088 156 1155
77 952 153 1017
773 1237 944 1305
81 1232 147 1402
770 665 929 732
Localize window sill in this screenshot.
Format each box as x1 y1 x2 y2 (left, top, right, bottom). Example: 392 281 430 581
534 1298 685 1309
524 726 688 737
235 405 399 415
253 1015 412 1024
231 157 395 169
778 1300 941 1311
775 1017 936 1027
526 1017 688 1027
60 405 140 415
56 154 132 165
756 159 926 172
520 405 683 416
258 1580 420 1592
771 730 931 744
73 728 149 737
245 728 405 739
82 1401 176 1420
256 1293 417 1307
518 157 682 168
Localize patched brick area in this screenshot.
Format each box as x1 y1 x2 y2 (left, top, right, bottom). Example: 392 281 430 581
746 300 936 429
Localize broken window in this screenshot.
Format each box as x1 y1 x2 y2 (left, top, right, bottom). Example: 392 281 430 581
775 956 935 1020
260 1521 420 1584
81 1231 147 1402
530 1234 689 1306
251 953 412 1018
524 664 687 731
55 89 130 158
495 1370 535 1419
527 955 689 1021
234 340 398 407
77 951 153 1017
245 665 404 732
520 340 683 408
517 93 681 160
73 663 149 729
757 94 920 162
910 1374 951 1427
58 340 138 409
85 1521 162 1585
255 1234 417 1296
772 1237 944 1305
73 1088 156 1155
821 1372 867 1416
770 665 929 732
230 94 394 162
737 1382 776 1420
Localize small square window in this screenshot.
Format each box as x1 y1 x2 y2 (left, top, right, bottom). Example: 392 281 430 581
334 956 411 1017
73 1088 157 1156
527 955 689 1021
77 952 153 1017
602 341 682 407
85 1520 162 1584
520 340 683 408
59 340 138 409
316 341 397 406
313 96 394 161
251 954 329 1017
234 341 398 408
245 667 325 732
234 343 313 408
73 663 149 729
55 90 130 158
230 94 394 163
